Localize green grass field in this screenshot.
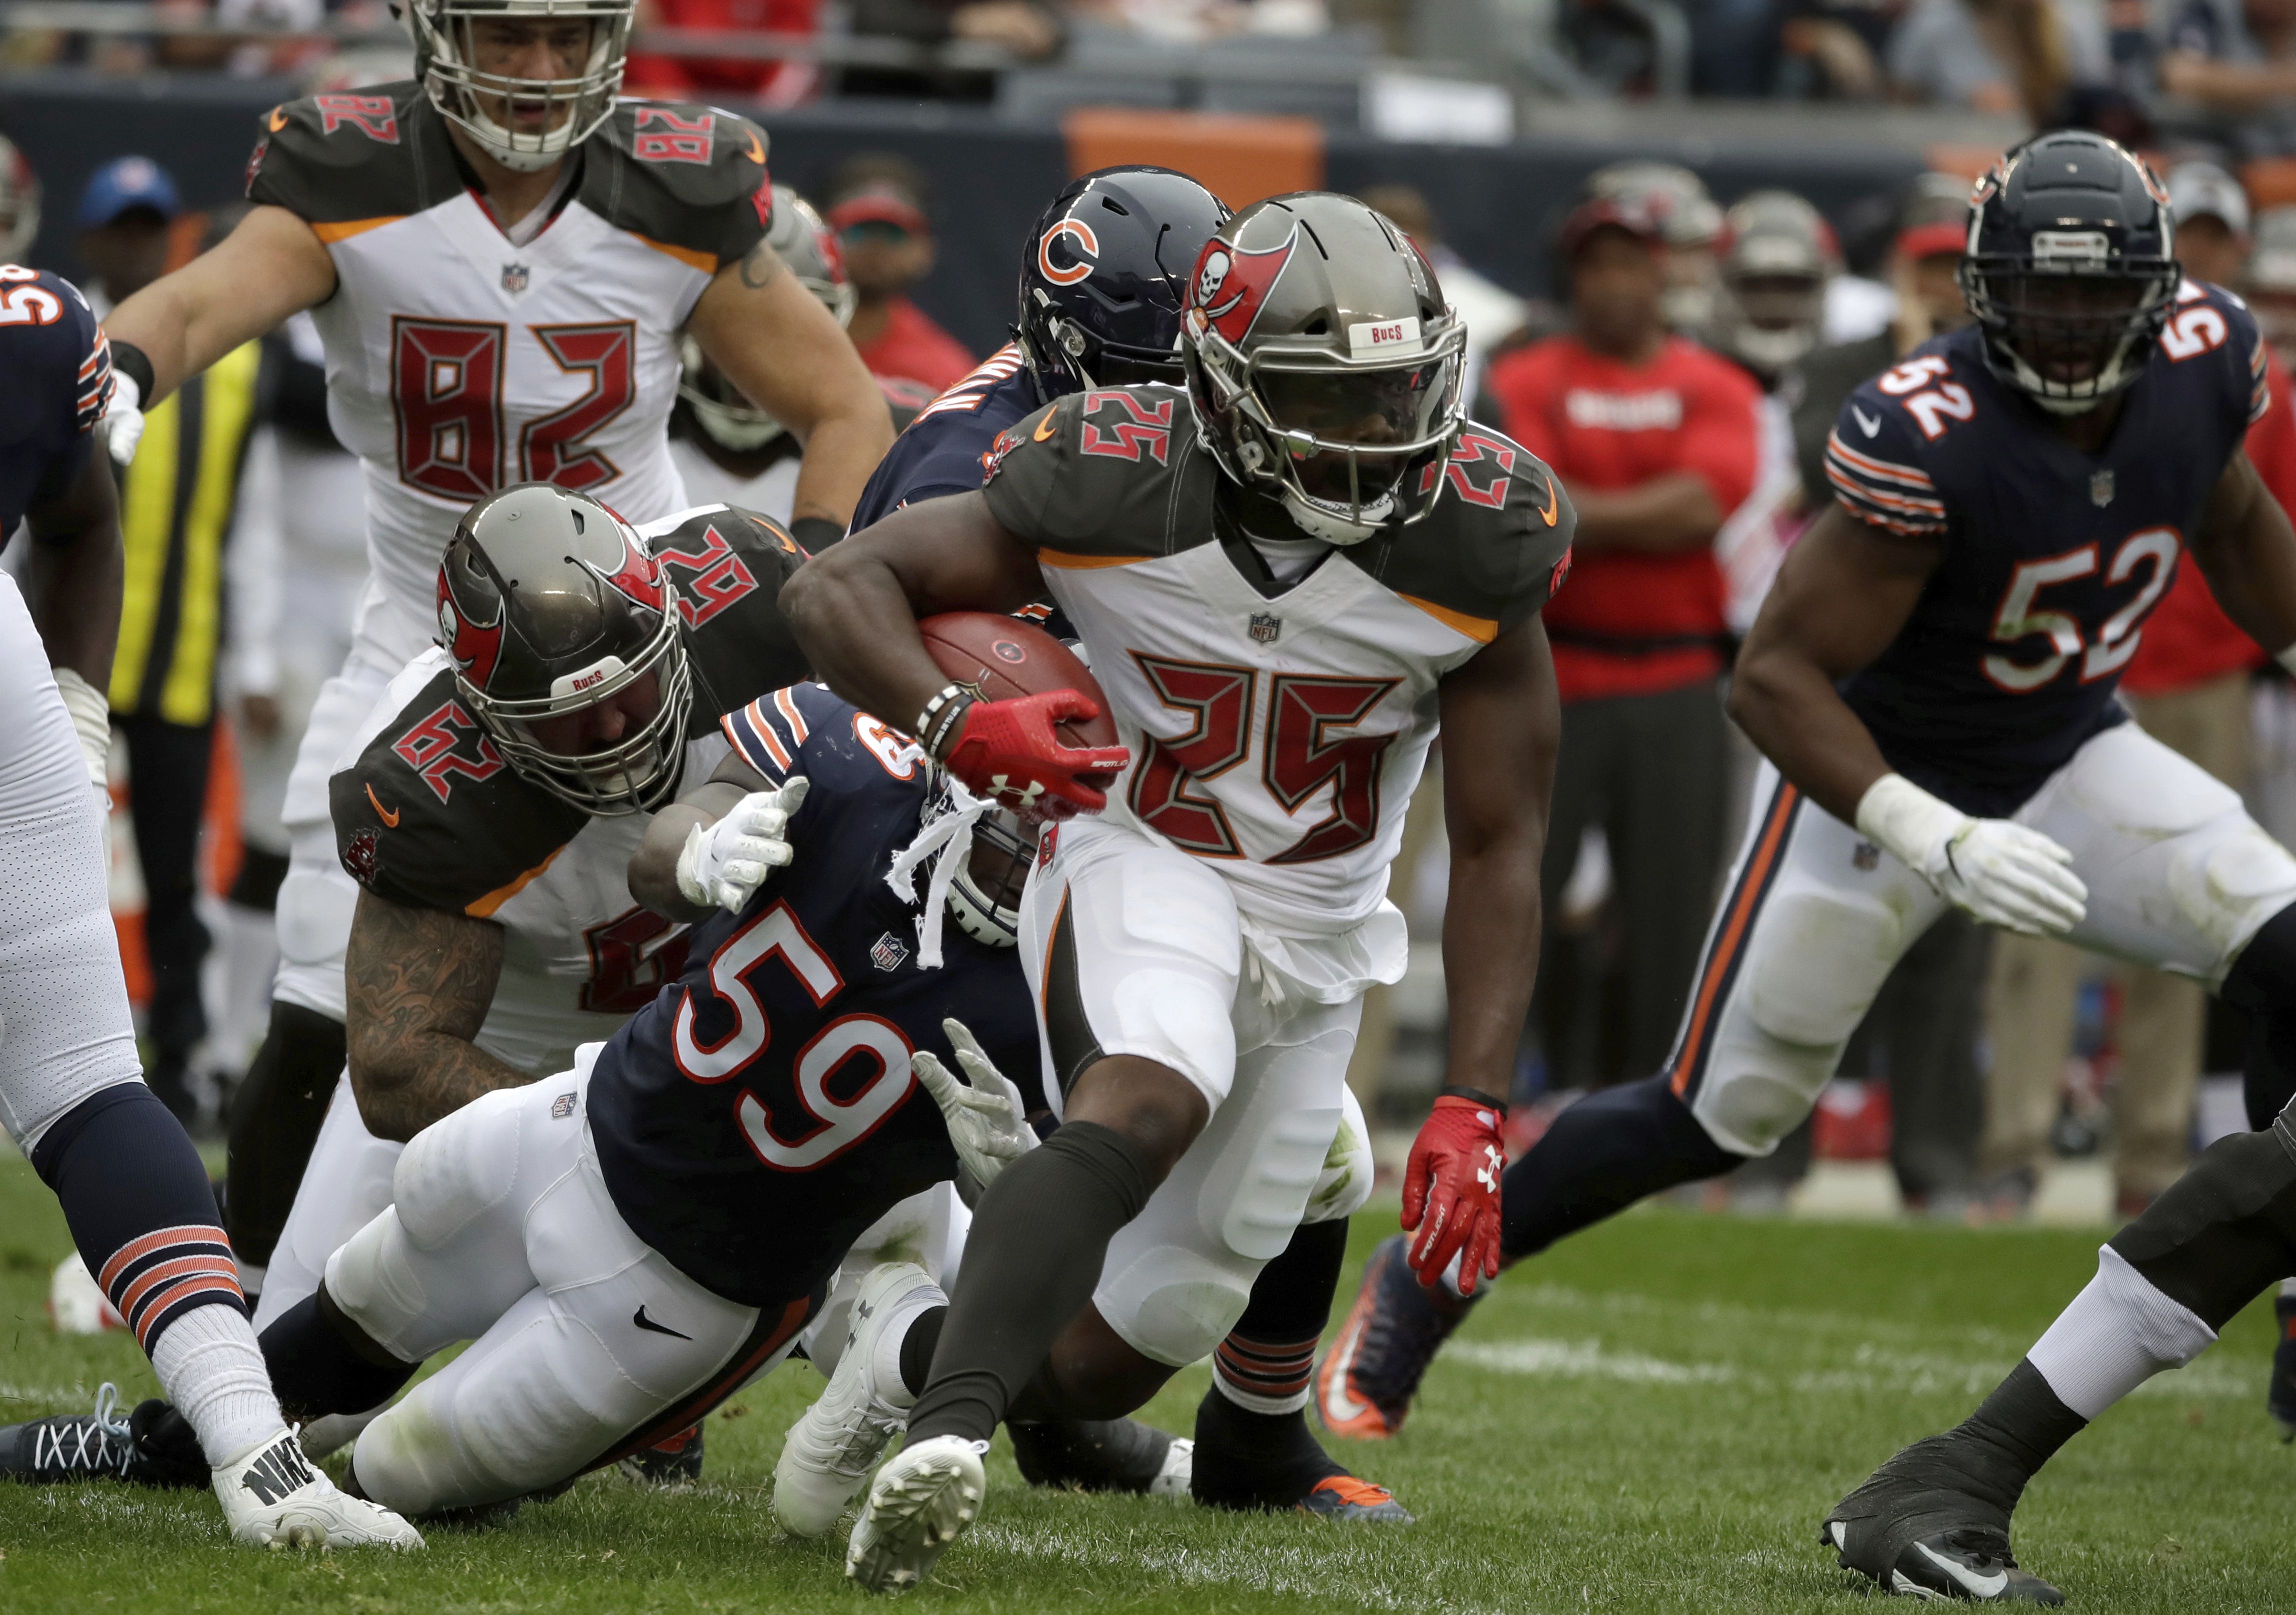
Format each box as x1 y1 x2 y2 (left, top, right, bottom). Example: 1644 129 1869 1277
0 1156 2288 1614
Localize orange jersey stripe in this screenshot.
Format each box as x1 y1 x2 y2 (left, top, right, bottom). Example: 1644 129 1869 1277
1671 783 1800 1097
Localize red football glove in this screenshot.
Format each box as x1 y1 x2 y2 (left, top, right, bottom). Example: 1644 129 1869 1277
1400 1093 1506 1296
942 690 1131 822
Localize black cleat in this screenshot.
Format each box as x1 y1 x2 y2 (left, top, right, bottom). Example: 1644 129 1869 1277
0 1386 209 1489
1009 1418 1191 1498
2267 1292 2296 1440
1313 1234 1478 1440
618 1422 703 1486
1190 1386 1413 1523
1823 1434 2064 1603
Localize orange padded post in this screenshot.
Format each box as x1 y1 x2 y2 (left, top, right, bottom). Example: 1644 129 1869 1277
1062 108 1325 210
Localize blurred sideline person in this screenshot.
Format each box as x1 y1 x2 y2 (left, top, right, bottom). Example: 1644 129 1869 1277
826 154 976 394
0 131 41 266
0 256 417 1548
1482 192 1762 1095
1585 160 1725 334
672 186 930 524
94 1 893 1276
1979 161 2296 1222
83 165 267 1130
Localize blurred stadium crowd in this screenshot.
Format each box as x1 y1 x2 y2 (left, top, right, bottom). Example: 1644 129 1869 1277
6 41 2295 1230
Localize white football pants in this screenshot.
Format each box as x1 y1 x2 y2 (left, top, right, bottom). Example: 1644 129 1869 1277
329 1051 811 1516
1672 722 2296 1158
270 578 430 1022
0 573 145 1150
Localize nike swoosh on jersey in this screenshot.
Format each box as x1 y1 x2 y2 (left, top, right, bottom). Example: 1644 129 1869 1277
1913 1541 2009 1598
1034 414 1058 442
365 784 400 828
632 1306 693 1340
1852 406 1882 438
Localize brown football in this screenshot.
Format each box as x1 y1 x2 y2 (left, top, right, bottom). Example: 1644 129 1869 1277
918 612 1119 770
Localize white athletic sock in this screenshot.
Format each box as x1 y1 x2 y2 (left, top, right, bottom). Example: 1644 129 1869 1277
2280 1276 2296 1302
868 1286 944 1412
2027 1245 2218 1420
149 1303 284 1466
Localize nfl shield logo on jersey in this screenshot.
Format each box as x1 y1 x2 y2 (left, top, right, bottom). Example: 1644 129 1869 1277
502 262 530 295
871 932 910 972
2090 468 2114 507
1249 612 1282 645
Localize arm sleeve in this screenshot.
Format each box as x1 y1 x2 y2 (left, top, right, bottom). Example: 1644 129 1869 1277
1674 367 1762 518
1821 386 1947 537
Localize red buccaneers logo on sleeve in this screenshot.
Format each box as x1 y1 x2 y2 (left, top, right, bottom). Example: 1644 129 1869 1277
344 828 380 887
1189 230 1298 346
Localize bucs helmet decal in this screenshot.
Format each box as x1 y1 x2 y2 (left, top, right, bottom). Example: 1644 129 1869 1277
436 570 505 690
591 520 667 612
1191 230 1299 346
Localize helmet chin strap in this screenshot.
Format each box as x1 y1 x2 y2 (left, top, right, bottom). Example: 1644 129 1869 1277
1278 484 1392 546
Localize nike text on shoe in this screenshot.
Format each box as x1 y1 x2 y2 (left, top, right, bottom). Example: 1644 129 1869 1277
0 1384 209 1488
214 1428 425 1550
845 1434 988 1594
1822 1439 2062 1604
775 1262 941 1538
1315 1234 1476 1440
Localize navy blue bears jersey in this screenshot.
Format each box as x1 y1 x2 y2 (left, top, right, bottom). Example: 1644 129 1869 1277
1823 280 2265 816
0 269 110 542
846 344 1046 533
586 680 1045 1308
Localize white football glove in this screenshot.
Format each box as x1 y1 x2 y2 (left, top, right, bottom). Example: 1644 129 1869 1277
1856 773 2086 936
102 371 145 468
675 776 808 913
911 1017 1036 1187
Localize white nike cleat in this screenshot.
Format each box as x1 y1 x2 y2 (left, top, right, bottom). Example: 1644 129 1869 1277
1150 1434 1193 1500
774 1261 942 1538
845 1434 988 1594
213 1428 424 1550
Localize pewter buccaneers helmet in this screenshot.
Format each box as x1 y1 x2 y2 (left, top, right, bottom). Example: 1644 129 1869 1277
1182 193 1466 544
680 188 854 452
435 482 694 814
400 0 635 173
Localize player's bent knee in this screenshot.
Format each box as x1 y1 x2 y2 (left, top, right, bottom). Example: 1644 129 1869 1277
324 1212 433 1356
2173 820 2296 978
1305 1087 1374 1224
1096 1243 1256 1368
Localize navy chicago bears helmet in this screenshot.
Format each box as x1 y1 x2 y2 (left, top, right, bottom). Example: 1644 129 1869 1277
1017 166 1231 392
436 482 694 816
1959 130 2179 414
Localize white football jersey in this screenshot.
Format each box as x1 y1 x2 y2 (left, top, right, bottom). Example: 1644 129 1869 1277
980 388 1574 936
248 83 773 647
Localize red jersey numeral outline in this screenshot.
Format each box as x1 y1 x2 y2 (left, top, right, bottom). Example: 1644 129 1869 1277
1078 392 1175 464
316 94 400 143
390 699 507 804
655 520 762 628
633 106 714 164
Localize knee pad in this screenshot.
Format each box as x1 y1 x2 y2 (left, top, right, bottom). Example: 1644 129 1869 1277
1741 890 1905 1050
1304 1086 1374 1225
1096 1242 1256 1368
1205 1096 1338 1262
323 1211 431 1356
389 1087 524 1250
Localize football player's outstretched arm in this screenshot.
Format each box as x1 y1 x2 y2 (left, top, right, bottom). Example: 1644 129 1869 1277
23 444 125 688
2188 448 2296 656
632 750 806 922
781 489 1046 730
343 890 524 1142
1728 501 1939 825
103 206 334 403
687 240 894 534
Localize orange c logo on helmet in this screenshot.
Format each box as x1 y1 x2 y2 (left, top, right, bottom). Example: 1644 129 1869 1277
1038 218 1099 287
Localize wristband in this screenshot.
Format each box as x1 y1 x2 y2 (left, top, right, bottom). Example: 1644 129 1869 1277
917 682 977 761
789 515 843 554
52 667 112 792
1438 1085 1508 1116
1853 772 1968 875
107 338 155 404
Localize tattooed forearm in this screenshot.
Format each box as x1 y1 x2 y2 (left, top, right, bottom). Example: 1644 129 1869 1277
739 240 785 291
344 890 523 1142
